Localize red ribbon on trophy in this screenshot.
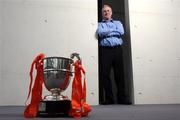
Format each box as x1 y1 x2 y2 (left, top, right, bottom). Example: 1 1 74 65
69 60 91 118
24 53 45 118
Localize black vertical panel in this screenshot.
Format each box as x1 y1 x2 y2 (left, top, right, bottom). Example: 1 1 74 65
98 0 133 104
98 0 102 22
123 0 134 104
98 0 104 104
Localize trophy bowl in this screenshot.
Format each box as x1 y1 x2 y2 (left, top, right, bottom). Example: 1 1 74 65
43 57 73 98
38 56 74 116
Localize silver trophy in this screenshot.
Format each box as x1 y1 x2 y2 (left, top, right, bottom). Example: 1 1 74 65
38 53 80 117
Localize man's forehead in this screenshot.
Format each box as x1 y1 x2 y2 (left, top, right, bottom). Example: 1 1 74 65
102 6 111 11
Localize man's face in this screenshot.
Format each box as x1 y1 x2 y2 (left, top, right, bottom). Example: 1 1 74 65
102 6 112 20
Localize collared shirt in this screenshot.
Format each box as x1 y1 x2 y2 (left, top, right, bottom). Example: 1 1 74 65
96 19 124 47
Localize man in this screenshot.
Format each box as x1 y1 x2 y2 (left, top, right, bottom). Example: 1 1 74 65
96 5 125 104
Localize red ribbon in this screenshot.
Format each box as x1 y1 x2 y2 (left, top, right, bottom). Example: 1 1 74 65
24 53 45 118
69 60 91 118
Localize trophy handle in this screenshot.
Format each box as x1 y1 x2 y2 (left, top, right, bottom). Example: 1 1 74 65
70 53 81 63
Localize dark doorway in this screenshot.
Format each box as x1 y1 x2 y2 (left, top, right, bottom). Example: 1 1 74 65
98 0 133 104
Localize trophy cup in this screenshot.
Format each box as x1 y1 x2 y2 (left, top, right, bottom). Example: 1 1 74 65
38 53 80 117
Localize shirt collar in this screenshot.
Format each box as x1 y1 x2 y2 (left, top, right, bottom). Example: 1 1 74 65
102 19 113 22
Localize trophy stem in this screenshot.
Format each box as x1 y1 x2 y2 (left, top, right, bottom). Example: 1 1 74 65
43 88 69 101
51 88 61 96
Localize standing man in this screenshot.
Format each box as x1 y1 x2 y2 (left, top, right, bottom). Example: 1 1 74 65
96 5 126 104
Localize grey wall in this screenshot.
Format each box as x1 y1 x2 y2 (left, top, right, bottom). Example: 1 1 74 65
1 0 180 106
129 0 180 104
0 0 98 105
0 2 2 104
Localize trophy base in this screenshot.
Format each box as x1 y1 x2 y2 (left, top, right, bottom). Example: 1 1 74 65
38 100 71 117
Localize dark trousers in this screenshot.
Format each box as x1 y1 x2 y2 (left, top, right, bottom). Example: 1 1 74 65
99 45 125 103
